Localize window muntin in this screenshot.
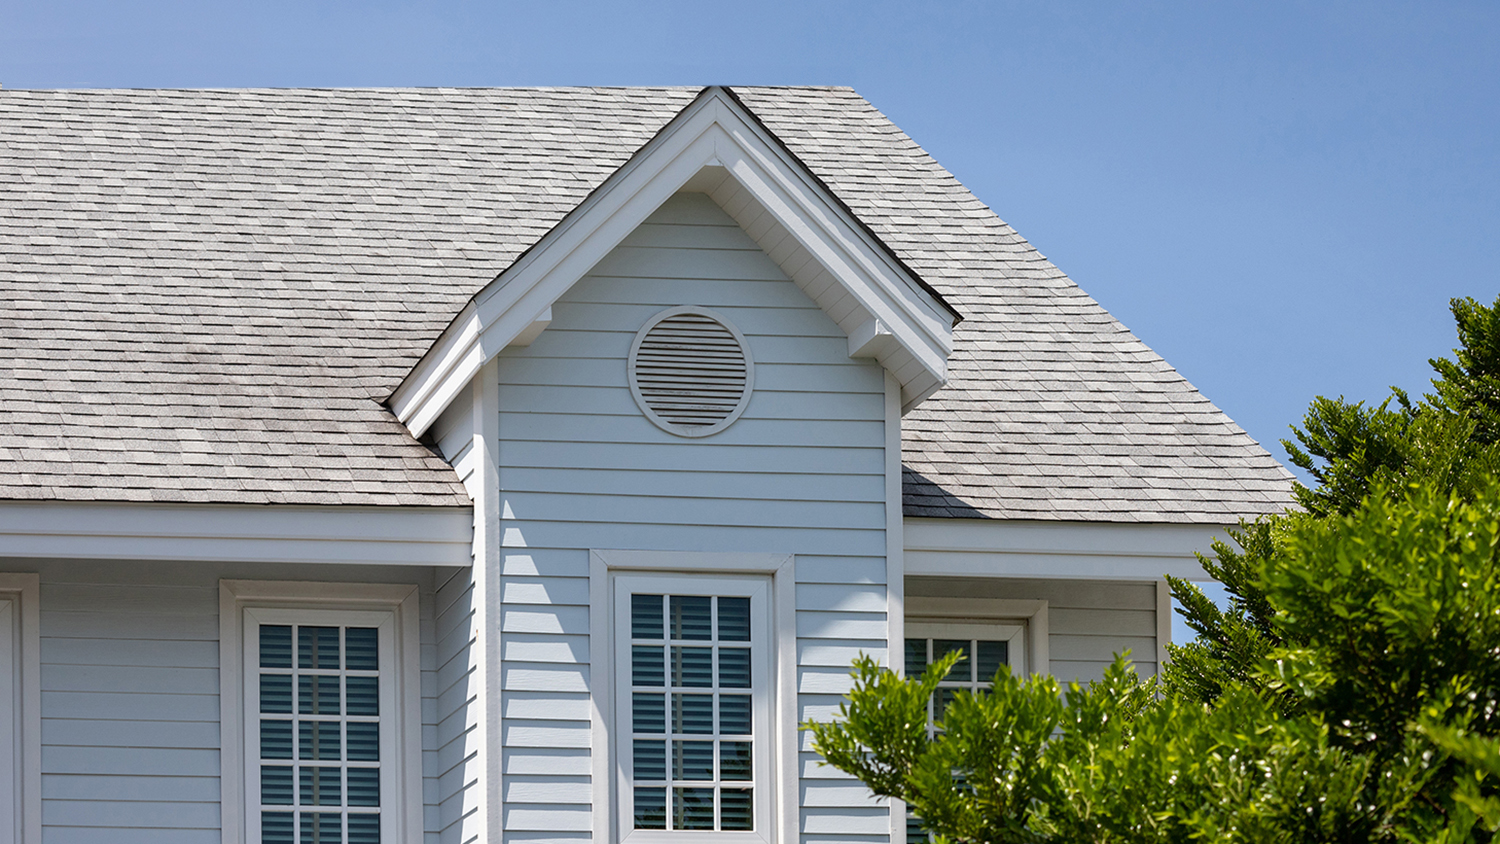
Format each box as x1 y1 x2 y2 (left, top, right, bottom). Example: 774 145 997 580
617 576 772 843
246 609 397 844
903 620 1025 844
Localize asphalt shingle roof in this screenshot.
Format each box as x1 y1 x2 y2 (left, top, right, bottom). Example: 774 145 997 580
0 85 1292 519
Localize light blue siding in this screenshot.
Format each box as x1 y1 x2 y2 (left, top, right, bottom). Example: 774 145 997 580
22 559 442 844
494 192 891 843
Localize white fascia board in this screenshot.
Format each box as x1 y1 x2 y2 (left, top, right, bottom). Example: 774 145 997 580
0 502 473 566
391 87 955 438
903 517 1234 581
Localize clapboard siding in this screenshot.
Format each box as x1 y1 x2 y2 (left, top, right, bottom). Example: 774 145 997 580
906 576 1162 682
18 558 441 844
494 192 890 840
435 566 482 844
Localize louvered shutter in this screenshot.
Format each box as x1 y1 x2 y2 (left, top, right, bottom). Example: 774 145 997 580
628 307 755 437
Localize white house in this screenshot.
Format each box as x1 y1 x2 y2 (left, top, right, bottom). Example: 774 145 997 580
0 86 1291 844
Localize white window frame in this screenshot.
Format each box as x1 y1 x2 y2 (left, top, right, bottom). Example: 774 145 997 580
591 551 796 844
0 573 40 844
904 596 1049 679
219 580 422 844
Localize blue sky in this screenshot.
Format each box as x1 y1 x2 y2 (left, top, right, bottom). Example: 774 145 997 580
4 2 1497 640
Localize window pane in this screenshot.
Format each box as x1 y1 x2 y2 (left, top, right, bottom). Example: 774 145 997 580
904 638 927 674
634 787 667 830
720 741 752 780
300 766 342 805
348 767 380 807
260 625 293 669
719 694 751 735
346 676 379 717
673 787 716 830
718 648 750 688
633 692 665 734
299 626 340 670
633 645 665 687
345 628 379 671
301 812 342 843
717 597 750 641
670 595 713 640
672 740 714 780
721 788 753 831
976 640 1008 684
348 814 380 844
261 719 293 759
261 765 293 805
633 739 666 781
347 722 380 762
299 675 340 715
672 694 713 735
934 639 971 683
906 813 929 844
262 812 294 844
632 594 664 640
300 720 341 760
671 647 713 688
934 687 961 722
261 674 293 714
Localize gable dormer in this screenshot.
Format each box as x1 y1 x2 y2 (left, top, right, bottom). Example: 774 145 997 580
391 87 961 439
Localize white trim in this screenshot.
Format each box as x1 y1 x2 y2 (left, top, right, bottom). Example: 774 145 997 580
0 574 39 844
391 87 955 438
627 306 756 439
0 503 472 566
905 596 1049 677
591 551 797 844
218 580 422 844
883 373 906 840
1155 578 1172 669
903 518 1230 581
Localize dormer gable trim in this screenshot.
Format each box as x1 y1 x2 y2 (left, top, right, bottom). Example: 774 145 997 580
390 86 960 438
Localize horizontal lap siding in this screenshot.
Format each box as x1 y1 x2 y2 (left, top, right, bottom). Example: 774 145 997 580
22 559 439 844
906 576 1161 683
495 193 889 843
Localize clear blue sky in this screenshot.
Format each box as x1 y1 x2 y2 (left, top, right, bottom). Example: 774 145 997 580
5 2 1497 639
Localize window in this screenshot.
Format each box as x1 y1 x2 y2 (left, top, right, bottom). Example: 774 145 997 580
904 621 1026 729
221 581 420 844
0 574 39 844
615 575 772 843
903 618 1027 844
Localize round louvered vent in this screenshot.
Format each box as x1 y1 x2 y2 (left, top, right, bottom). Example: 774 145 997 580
628 306 755 438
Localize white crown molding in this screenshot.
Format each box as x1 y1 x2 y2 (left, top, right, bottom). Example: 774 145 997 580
0 502 472 566
390 86 956 438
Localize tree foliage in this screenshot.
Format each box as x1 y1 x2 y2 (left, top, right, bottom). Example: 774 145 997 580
808 295 1500 843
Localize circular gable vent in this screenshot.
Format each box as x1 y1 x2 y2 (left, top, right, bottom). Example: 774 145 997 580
628 306 755 438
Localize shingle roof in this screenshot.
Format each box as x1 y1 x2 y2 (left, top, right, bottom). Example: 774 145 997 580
0 85 1291 518
734 87 1294 522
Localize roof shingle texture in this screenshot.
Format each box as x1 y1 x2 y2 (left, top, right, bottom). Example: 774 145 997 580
0 85 1292 518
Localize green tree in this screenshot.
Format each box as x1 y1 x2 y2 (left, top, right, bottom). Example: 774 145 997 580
807 295 1500 843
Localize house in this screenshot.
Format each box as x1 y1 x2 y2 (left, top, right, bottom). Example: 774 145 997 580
0 86 1291 844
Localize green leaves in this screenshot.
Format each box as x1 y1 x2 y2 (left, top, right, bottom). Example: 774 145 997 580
810 295 1500 842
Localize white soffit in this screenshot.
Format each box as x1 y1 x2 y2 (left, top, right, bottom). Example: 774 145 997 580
903 517 1234 581
0 502 473 566
390 87 958 438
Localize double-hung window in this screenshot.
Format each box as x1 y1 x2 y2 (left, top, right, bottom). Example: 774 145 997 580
222 581 419 844
903 619 1026 844
615 575 772 843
